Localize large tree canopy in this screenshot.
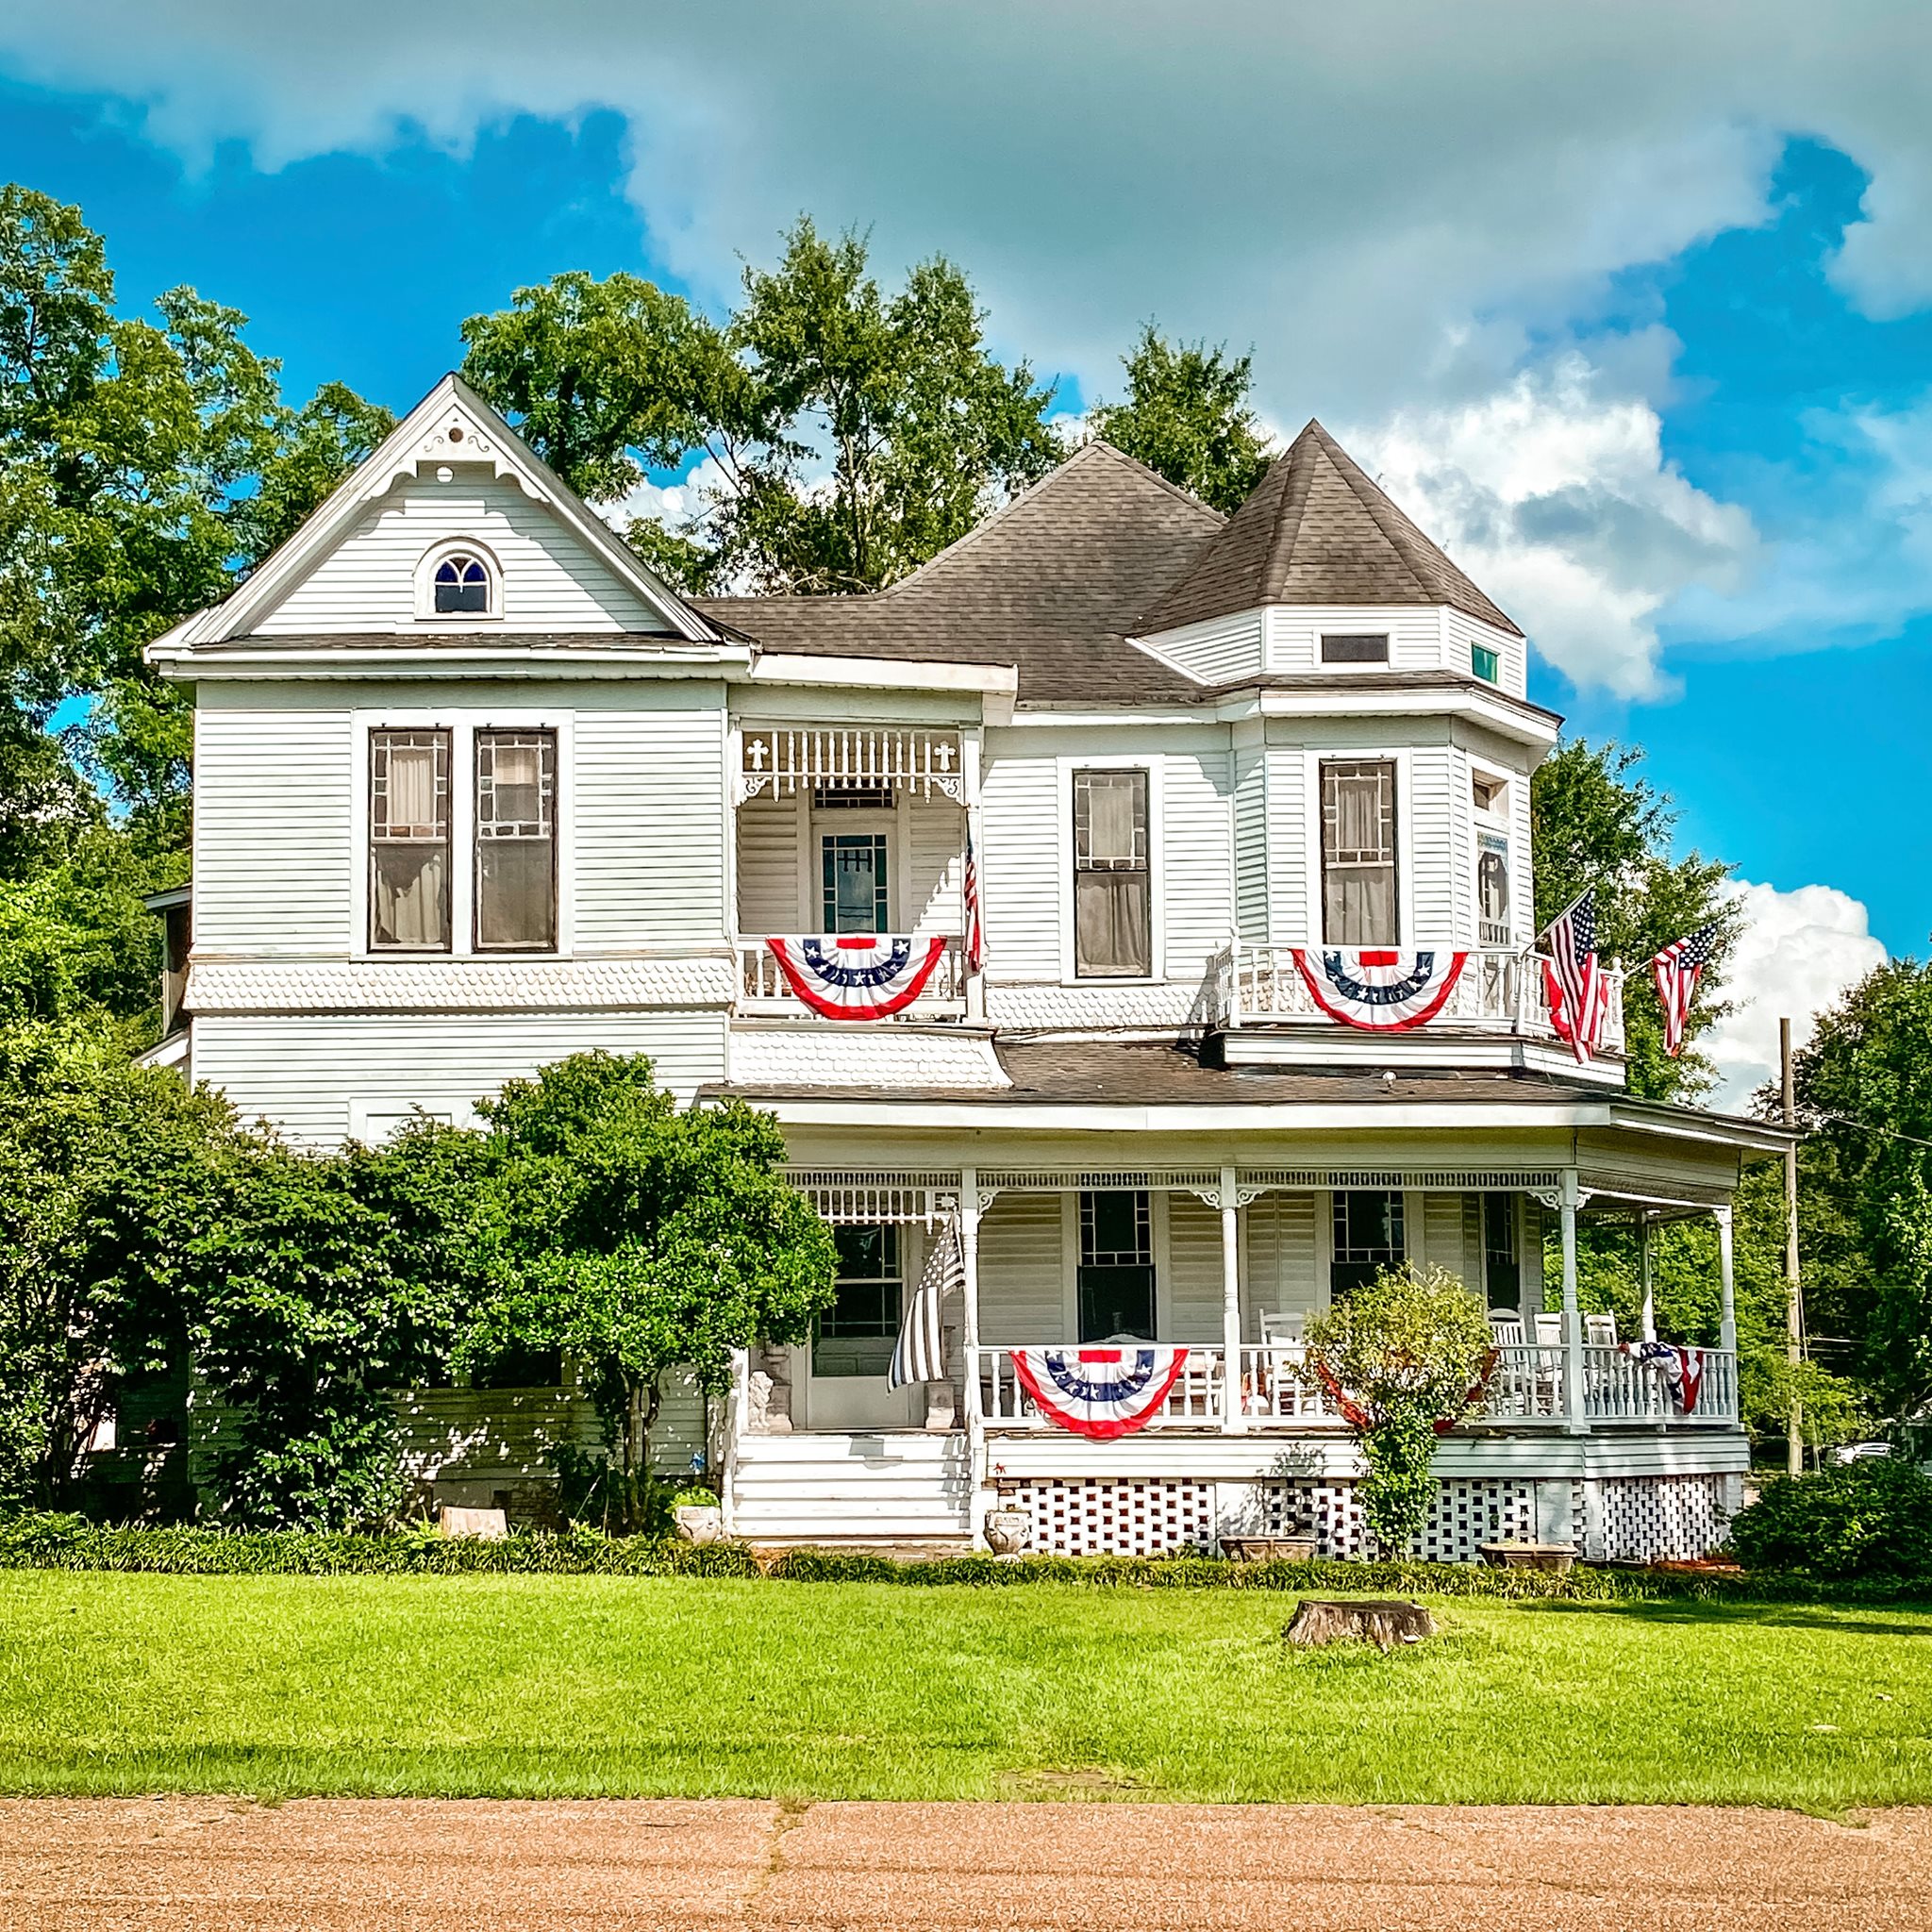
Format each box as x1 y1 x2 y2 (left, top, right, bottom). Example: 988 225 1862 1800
1089 325 1274 514
460 218 1064 595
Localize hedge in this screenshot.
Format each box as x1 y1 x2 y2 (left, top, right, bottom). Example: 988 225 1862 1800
4 1512 1929 1603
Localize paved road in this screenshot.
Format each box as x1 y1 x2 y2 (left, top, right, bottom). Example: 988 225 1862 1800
6 1798 1929 1930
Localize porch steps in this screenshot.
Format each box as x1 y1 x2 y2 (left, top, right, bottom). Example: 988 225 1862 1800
727 1430 974 1547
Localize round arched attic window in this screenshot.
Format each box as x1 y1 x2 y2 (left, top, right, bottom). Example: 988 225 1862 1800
433 552 492 615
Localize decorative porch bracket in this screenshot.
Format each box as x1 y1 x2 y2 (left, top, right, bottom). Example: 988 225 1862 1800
736 727 965 804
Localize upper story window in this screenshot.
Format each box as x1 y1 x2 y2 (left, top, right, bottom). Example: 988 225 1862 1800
1321 633 1389 665
1320 758 1398 945
418 543 500 620
1078 1190 1156 1341
1073 769 1151 977
370 729 451 952
823 833 890 932
475 729 557 951
1471 641 1501 683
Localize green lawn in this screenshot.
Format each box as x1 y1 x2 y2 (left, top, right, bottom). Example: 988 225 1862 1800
4 1572 1930 1809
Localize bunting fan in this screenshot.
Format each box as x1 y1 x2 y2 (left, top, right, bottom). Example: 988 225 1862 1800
765 935 949 1020
1291 947 1470 1033
1009 1346 1190 1441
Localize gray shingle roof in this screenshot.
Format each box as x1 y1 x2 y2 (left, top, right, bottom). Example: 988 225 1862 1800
694 441 1223 703
1137 420 1522 639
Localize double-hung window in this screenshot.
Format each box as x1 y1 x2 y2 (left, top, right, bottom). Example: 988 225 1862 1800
1320 758 1398 945
1481 1193 1521 1311
370 729 451 951
1072 769 1151 976
475 729 558 951
1077 1190 1157 1341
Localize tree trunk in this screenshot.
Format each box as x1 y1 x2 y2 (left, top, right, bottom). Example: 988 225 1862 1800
1285 1599 1436 1652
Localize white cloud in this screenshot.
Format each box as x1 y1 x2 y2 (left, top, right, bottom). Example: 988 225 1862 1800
1350 359 1757 697
1702 881 1886 1111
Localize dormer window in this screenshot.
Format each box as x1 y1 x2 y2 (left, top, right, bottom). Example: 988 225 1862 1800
434 553 491 615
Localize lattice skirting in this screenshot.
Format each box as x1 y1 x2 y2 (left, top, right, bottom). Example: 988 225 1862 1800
1596 1474 1730 1561
1015 1479 1216 1557
1256 1475 1554 1562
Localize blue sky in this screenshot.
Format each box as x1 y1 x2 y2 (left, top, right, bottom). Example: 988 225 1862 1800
3 5 1927 1098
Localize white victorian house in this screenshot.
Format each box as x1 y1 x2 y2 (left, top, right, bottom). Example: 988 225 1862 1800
146 375 1783 1563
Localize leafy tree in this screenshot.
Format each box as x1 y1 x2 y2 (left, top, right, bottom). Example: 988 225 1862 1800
0 185 391 851
1089 325 1274 513
1302 1264 1495 1555
1531 739 1740 1100
461 218 1064 594
0 1021 238 1508
460 1053 837 1530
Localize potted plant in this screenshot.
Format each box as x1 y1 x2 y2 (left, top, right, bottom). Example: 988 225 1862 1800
984 1467 1031 1557
671 1486 724 1543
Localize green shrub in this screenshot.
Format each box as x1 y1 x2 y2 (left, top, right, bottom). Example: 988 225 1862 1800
1729 1459 1932 1578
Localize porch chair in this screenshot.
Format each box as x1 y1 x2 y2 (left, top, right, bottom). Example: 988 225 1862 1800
1584 1312 1619 1347
1533 1311 1563 1347
1250 1309 1307 1419
1487 1309 1524 1347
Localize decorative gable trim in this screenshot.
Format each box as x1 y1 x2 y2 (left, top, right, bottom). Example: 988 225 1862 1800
170 375 719 649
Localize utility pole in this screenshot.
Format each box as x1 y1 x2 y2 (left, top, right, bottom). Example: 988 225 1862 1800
1782 1017 1804 1477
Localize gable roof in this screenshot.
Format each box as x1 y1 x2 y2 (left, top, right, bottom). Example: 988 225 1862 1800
170 374 720 648
1137 420 1522 639
694 440 1224 703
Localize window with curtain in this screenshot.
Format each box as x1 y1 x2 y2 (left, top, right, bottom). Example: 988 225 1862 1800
369 729 451 951
812 1224 902 1377
1477 829 1511 947
475 728 557 951
822 833 890 932
1073 769 1151 976
1078 1190 1156 1341
1330 1190 1405 1300
1321 758 1398 944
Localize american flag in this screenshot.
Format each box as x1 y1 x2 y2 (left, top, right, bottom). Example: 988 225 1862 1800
889 1219 961 1390
1541 888 1607 1063
1651 922 1719 1058
963 823 984 974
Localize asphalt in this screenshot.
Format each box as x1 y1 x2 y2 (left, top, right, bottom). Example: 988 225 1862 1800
6 1798 1929 1930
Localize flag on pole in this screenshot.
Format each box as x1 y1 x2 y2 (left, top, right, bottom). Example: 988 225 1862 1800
962 824 984 974
1650 921 1718 1058
1541 888 1607 1063
889 1219 962 1390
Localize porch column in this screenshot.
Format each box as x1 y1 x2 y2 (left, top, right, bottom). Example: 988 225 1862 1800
1639 1210 1657 1341
1559 1170 1587 1432
1219 1164 1245 1434
958 1168 988 1545
1716 1204 1737 1352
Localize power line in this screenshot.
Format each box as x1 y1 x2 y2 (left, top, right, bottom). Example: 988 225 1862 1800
1807 1108 1932 1156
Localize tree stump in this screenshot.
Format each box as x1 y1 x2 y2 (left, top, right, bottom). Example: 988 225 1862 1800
1285 1598 1435 1652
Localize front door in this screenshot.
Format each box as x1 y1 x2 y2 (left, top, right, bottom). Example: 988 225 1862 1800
803 1224 921 1429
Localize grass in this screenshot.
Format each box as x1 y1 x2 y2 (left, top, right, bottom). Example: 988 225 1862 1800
4 1572 1931 1808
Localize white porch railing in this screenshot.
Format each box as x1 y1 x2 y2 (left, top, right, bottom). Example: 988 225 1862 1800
971 1339 1738 1432
1212 942 1627 1054
735 936 968 1017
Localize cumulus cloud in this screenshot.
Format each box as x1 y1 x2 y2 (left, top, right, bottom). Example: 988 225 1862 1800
1701 881 1887 1111
1350 358 1759 697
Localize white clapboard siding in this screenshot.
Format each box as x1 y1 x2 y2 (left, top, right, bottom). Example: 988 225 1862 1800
976 745 1060 982
1420 1191 1468 1281
191 1009 729 1148
735 791 803 933
1510 767 1536 948
1161 749 1235 983
1138 608 1263 685
1445 608 1528 696
977 1191 1066 1341
907 792 963 936
1461 1191 1488 1297
1263 745 1310 943
573 696 728 949
1164 1191 1225 1344
1263 605 1447 674
256 471 665 634
1243 1193 1320 1324
1407 745 1457 943
1233 746 1270 943
193 700 356 956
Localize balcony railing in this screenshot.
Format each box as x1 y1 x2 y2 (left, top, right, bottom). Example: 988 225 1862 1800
735 936 968 1019
970 1339 1737 1433
1211 942 1627 1053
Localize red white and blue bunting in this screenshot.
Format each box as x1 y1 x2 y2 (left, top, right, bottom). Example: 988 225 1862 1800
1291 947 1470 1033
766 935 948 1020
1009 1346 1189 1440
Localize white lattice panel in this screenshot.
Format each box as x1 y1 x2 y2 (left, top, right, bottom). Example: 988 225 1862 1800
1257 1476 1540 1561
1020 1479 1215 1557
1597 1474 1727 1560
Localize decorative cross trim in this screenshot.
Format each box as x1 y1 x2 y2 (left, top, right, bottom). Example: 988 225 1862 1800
736 727 964 803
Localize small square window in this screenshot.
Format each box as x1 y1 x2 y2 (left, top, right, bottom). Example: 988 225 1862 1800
1471 642 1501 682
1321 634 1390 664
